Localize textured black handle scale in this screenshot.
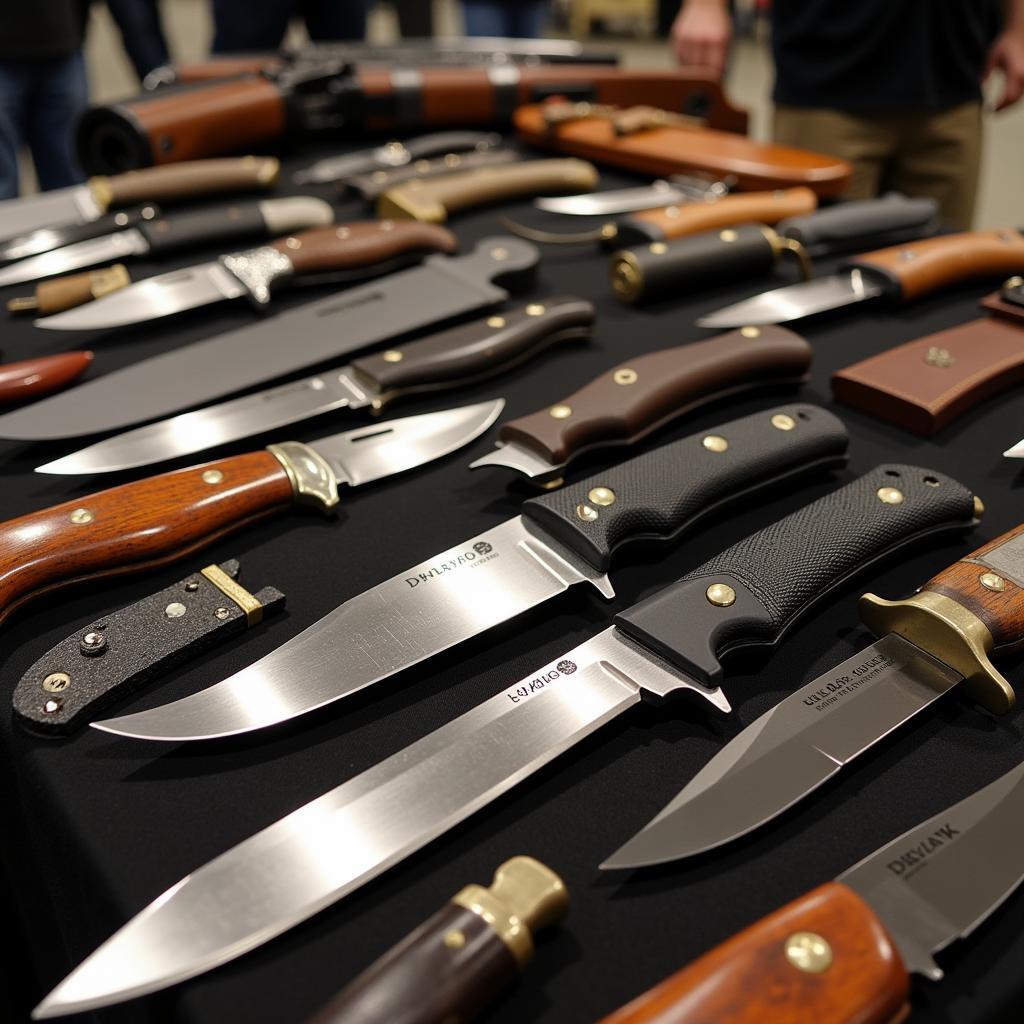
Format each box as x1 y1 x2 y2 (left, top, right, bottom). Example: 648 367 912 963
615 464 977 687
523 404 849 571
139 201 271 256
13 560 285 736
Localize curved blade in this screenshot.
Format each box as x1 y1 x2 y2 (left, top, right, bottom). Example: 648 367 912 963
0 229 146 287
468 439 560 480
602 634 963 868
1002 438 1024 459
534 182 684 216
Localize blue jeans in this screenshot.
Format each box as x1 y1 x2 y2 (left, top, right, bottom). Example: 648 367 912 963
106 0 170 81
462 1 548 37
0 53 88 200
212 0 369 51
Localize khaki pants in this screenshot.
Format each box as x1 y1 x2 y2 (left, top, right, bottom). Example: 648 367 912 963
773 102 983 230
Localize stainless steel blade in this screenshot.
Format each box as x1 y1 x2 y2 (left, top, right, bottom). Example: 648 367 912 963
695 271 884 328
41 628 725 1017
534 181 687 216
468 439 558 479
0 229 148 287
92 515 614 741
0 236 537 441
602 633 963 868
35 261 245 330
1002 438 1024 458
840 758 1024 980
1 224 90 262
0 184 97 239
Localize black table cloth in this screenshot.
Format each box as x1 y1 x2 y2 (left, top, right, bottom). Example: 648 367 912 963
1 147 1023 1024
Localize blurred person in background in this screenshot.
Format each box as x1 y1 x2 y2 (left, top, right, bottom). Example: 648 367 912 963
669 0 1024 228
212 0 369 51
106 0 169 82
462 1 549 37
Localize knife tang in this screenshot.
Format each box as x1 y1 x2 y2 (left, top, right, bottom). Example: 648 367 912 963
0 352 93 404
496 326 813 473
614 465 977 686
378 159 599 223
348 148 520 202
522 403 847 571
600 882 909 1024
101 156 280 207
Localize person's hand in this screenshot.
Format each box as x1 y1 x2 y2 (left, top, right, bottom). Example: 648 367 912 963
985 27 1024 110
670 0 732 80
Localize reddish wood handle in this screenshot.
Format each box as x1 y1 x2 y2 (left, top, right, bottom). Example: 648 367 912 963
600 883 909 1024
0 451 293 625
0 352 93 405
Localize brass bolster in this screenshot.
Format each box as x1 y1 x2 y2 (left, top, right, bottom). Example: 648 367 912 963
91 264 131 299
88 175 114 212
858 590 1016 714
762 227 813 281
200 564 264 627
377 187 445 224
267 441 340 512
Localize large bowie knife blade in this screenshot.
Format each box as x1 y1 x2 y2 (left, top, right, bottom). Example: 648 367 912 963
38 465 978 1016
600 759 1024 1024
604 518 1023 869
92 404 852 741
0 236 538 441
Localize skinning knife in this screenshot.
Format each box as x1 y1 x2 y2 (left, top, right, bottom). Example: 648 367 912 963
697 228 1024 328
40 464 978 1014
0 400 502 627
601 759 1024 1024
92 403 853 742
604 518 1022 869
0 236 538 440
33 221 458 329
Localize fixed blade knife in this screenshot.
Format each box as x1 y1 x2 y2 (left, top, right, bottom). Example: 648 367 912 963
0 400 502 627
0 352 93 405
534 173 732 216
600 759 1024 1023
43 464 977 1014
37 297 595 474
605 514 1022 869
469 325 812 483
697 228 1024 328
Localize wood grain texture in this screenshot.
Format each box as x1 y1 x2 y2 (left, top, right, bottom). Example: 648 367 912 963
105 156 280 202
0 352 93 405
599 883 909 1024
0 451 293 625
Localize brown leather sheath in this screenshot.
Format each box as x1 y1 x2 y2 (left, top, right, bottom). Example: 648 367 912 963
832 317 1024 435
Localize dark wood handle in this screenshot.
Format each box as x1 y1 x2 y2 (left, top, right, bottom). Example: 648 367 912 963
268 222 458 274
0 451 293 625
850 228 1024 303
599 883 909 1024
500 325 812 464
0 352 94 405
104 156 280 205
33 265 131 315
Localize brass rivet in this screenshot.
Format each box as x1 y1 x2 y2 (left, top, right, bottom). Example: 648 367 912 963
974 495 986 519
706 583 736 607
600 223 619 241
785 932 833 974
202 469 224 485
443 154 459 166
980 572 1006 592
382 350 403 363
69 508 94 525
443 929 466 949
185 581 200 592
576 503 599 522
541 476 564 490
285 236 301 250
877 486 904 505
43 698 63 715
82 631 105 650
42 672 71 693
771 413 796 432
719 229 738 242
549 404 572 419
588 486 615 506
165 602 188 618
490 246 509 261
613 368 638 385
925 346 954 368
648 242 667 255
702 435 728 453
525 303 545 316
380 220 394 231
487 315 506 328
215 607 231 620
664 205 680 218
740 325 761 339
335 226 350 239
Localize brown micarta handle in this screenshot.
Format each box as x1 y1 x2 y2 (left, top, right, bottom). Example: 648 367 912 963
268 221 457 275
600 883 909 1024
849 228 1024 303
0 352 94 405
32 265 131 315
498 325 812 464
0 451 293 625
101 156 280 206
377 159 599 223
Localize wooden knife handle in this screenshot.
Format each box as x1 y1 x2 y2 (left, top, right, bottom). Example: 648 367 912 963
0 352 94 405
848 228 1024 303
600 883 909 1024
376 159 599 223
268 222 458 274
499 325 812 465
27 265 131 316
102 156 280 206
0 451 293 625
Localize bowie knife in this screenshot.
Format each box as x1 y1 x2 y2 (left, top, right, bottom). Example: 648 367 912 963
604 518 1023 869
600 759 1024 1024
697 228 1024 328
0 156 281 255
0 197 336 290
38 464 978 1015
0 400 501 627
0 236 538 440
37 297 595 474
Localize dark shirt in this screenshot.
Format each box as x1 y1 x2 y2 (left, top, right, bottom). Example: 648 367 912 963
0 1 88 61
771 0 1003 111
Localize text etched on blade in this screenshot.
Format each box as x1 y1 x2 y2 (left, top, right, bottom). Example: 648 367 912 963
802 651 893 712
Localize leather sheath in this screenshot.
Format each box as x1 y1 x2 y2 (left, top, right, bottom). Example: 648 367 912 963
980 287 1024 324
832 317 1024 435
13 559 285 735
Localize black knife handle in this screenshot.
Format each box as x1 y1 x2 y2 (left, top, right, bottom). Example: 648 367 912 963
349 296 594 397
615 465 978 687
522 404 849 571
609 225 778 305
0 205 161 263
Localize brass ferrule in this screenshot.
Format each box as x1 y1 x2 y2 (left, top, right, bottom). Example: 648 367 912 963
200 564 264 627
267 441 340 512
377 187 445 224
87 176 114 213
762 227 813 280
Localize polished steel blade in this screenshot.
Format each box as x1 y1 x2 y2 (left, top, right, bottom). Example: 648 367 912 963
840 759 1024 980
602 633 963 868
0 184 96 239
0 229 147 287
534 181 686 216
1002 438 1024 458
468 439 558 479
1 224 89 262
695 271 884 328
41 628 725 1017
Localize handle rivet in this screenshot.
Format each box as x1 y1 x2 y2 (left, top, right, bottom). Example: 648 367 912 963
526 303 546 316
202 469 224 485
588 487 616 506
613 368 638 385
310 377 326 391
549 404 572 420
43 698 64 715
576 503 599 522
648 242 667 255
42 672 71 693
490 246 509 261
69 508 94 525
771 413 796 431
702 435 729 453
719 229 738 242
925 346 954 368
487 315 506 328
443 929 467 950
784 932 833 974
665 206 680 218
185 581 200 592
382 350 404 363
706 583 736 607
285 236 302 250
877 487 904 505
740 326 761 338
380 220 394 231
980 572 1006 592
335 226 350 239
973 495 986 519
80 631 106 655
215 607 231 620
165 602 188 618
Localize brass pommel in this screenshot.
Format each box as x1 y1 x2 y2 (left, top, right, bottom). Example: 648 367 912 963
452 856 568 967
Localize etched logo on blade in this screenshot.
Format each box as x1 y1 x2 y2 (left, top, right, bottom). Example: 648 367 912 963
507 660 578 704
886 823 960 880
556 660 577 674
405 541 499 588
802 651 892 712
